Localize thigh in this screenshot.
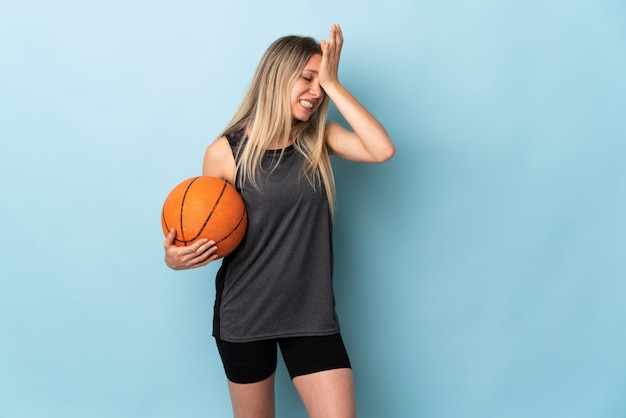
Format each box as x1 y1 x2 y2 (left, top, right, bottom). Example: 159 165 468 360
293 368 356 418
278 333 351 379
215 338 278 384
227 373 276 418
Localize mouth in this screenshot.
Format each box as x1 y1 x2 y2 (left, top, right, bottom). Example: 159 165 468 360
299 99 315 110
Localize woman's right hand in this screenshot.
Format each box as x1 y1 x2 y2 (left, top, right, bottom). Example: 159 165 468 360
163 228 220 270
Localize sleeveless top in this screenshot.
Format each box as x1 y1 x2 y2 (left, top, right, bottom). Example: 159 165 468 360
212 131 340 342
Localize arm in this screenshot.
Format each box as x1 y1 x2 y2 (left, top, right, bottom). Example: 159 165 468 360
320 24 395 163
202 136 237 184
163 137 235 270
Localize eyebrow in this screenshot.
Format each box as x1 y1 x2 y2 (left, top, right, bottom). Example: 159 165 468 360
302 68 318 74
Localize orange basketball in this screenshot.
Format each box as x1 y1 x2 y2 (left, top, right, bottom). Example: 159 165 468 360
161 176 247 257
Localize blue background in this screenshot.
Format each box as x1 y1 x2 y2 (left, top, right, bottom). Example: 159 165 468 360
2 0 625 417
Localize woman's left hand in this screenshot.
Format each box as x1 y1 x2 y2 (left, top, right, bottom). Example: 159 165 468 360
319 23 344 89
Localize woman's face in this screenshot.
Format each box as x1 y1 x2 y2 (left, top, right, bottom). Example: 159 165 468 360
290 53 324 122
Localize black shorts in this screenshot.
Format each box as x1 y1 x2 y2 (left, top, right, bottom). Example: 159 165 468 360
215 333 351 384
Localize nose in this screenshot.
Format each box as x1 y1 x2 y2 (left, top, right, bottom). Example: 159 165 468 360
309 81 322 98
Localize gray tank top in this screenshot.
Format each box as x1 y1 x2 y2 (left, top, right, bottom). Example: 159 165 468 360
212 131 339 342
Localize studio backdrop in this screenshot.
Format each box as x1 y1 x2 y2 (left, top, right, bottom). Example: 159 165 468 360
1 0 625 417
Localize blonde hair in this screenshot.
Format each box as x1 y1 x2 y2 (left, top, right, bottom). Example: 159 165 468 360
220 35 335 216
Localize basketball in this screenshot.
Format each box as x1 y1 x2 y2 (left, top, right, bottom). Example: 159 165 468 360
161 176 247 257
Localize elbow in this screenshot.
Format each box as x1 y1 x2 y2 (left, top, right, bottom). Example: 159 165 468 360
375 142 396 163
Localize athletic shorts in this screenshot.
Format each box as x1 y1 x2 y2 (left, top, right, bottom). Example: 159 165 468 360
215 333 351 384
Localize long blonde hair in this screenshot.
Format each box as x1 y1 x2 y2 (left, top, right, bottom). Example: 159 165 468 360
220 35 335 216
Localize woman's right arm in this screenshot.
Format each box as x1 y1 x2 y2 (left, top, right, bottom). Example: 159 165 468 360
163 136 235 270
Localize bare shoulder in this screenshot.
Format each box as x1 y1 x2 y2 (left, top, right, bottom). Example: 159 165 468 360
203 136 236 184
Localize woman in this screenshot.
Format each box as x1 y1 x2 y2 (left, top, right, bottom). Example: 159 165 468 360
164 24 394 418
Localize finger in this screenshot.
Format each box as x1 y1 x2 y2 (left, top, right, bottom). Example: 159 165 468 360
191 253 220 268
331 24 343 51
187 242 219 266
334 23 343 43
169 238 210 262
326 27 342 59
328 25 336 48
164 228 177 247
337 25 343 49
177 240 210 263
188 238 212 252
320 39 328 53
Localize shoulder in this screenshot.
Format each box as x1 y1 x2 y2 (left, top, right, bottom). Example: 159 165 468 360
203 136 236 184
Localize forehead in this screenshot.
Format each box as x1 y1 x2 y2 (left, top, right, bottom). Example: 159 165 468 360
302 54 322 72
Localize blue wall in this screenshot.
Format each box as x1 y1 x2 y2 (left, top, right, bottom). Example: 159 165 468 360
2 1 625 417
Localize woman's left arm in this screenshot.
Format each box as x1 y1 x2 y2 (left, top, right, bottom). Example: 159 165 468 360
320 24 395 163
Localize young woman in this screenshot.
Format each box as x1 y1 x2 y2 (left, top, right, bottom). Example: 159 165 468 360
164 24 394 418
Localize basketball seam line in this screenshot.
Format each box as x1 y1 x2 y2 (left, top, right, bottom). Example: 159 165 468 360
216 210 247 245
179 176 201 244
183 179 228 244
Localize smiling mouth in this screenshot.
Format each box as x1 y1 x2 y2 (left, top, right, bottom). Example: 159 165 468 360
299 99 314 109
